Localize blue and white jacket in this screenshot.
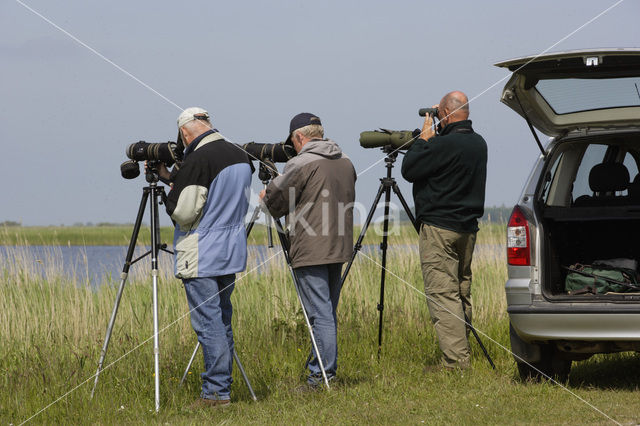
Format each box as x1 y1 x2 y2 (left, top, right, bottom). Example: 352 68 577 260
165 130 252 279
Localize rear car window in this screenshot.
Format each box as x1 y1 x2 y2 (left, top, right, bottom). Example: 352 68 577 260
536 77 640 114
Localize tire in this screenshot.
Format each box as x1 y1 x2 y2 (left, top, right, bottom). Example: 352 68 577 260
510 322 571 382
516 348 571 382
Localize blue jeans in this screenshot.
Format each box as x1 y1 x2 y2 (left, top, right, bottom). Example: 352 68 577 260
183 275 235 400
293 263 343 383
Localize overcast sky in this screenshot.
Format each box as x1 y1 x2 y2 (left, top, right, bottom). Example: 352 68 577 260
1 0 638 226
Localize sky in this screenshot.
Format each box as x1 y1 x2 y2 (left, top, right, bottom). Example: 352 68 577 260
1 0 638 226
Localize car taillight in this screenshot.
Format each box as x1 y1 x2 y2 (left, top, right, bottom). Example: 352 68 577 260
507 206 530 266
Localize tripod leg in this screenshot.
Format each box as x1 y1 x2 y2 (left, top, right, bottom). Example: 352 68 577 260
245 204 261 237
273 219 331 390
377 184 392 357
391 182 419 233
233 349 257 401
340 182 386 286
464 311 496 369
91 188 149 398
150 185 161 413
152 271 160 412
179 342 200 387
266 214 274 248
180 342 258 400
90 274 128 399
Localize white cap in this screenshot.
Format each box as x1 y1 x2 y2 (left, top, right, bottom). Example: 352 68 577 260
177 107 210 128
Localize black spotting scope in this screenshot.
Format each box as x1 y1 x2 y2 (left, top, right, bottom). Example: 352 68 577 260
241 141 296 163
418 107 439 117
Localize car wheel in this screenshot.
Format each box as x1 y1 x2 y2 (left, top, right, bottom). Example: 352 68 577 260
516 348 571 383
510 322 571 382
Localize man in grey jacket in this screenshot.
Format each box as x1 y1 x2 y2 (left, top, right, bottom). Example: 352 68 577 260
260 112 356 386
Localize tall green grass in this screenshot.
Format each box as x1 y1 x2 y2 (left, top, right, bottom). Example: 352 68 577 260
1 225 639 424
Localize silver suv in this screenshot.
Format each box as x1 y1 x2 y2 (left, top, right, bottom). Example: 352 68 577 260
496 48 640 381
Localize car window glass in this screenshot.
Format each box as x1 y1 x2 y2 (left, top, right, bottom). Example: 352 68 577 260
572 144 608 199
536 77 640 114
541 152 563 205
623 152 639 184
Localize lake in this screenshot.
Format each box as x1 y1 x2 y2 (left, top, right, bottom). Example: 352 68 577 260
0 244 287 286
0 243 501 286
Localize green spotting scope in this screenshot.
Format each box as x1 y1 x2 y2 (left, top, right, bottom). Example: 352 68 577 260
359 129 419 150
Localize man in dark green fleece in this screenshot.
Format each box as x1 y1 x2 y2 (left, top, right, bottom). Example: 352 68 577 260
401 91 487 370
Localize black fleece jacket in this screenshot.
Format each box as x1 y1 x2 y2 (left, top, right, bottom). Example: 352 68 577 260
401 120 487 233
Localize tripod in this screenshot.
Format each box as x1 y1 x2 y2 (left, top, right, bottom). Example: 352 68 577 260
90 173 170 412
180 164 332 390
339 145 495 369
91 171 256 412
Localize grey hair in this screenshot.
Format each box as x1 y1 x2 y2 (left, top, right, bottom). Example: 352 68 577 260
293 124 324 139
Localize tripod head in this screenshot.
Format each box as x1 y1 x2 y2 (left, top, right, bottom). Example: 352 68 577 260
145 161 162 184
258 160 278 184
256 160 278 248
379 145 405 170
381 144 399 156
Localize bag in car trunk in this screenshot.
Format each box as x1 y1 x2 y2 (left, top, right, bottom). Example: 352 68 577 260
564 262 639 295
542 214 640 297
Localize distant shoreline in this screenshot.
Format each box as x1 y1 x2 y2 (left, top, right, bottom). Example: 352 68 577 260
0 222 505 246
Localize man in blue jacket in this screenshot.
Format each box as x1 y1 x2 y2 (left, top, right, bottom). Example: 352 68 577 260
159 107 252 407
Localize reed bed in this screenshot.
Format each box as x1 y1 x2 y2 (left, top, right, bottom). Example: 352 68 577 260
1 224 638 424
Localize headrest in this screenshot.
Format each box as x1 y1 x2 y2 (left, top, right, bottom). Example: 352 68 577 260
628 173 640 198
589 163 629 192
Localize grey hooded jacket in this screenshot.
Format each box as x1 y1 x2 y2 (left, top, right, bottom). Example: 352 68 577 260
263 139 356 268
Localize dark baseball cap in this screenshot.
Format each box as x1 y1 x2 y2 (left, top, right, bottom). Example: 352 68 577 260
286 112 322 144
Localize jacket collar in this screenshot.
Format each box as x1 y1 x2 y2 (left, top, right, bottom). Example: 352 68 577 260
439 120 473 136
183 129 223 158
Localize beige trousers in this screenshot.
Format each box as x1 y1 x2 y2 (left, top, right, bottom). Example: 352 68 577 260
419 223 476 369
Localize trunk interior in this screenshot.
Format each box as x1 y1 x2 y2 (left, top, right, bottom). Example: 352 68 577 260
541 207 640 299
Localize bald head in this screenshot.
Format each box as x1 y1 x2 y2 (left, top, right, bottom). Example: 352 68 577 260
439 91 469 125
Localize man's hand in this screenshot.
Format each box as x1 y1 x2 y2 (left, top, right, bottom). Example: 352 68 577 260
420 103 439 141
157 163 171 181
144 161 171 180
258 189 270 213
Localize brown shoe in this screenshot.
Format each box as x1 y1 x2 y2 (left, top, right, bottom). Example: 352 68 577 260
294 383 320 394
188 397 231 410
423 364 457 373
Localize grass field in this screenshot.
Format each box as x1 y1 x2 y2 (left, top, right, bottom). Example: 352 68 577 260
1 224 639 424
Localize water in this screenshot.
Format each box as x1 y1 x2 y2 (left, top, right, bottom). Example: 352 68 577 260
0 244 292 286
0 243 502 286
